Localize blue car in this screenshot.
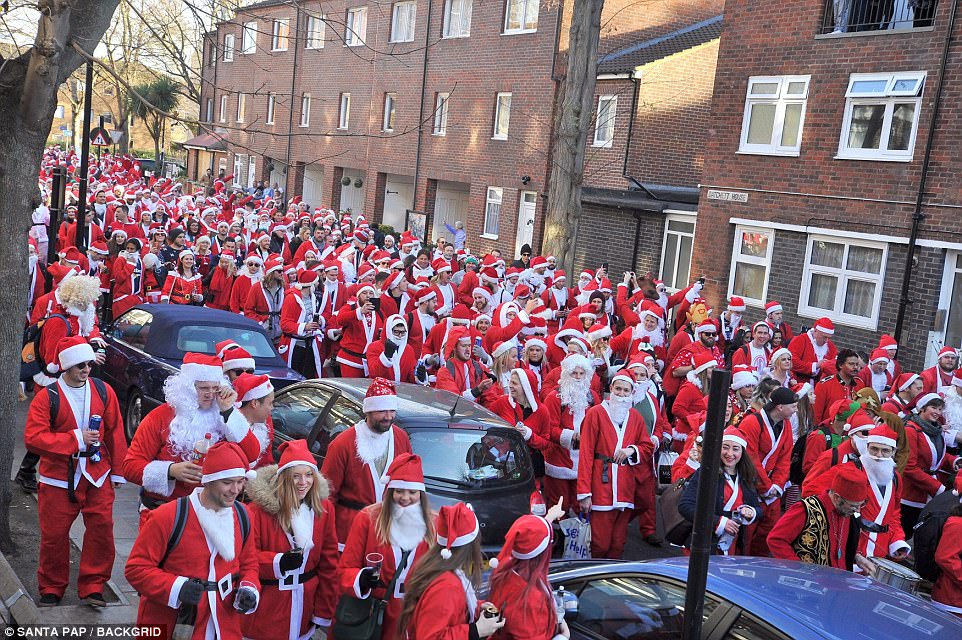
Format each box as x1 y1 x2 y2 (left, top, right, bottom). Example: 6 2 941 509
541 556 962 639
98 304 304 440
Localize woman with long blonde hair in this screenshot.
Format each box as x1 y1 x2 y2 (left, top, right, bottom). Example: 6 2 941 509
491 342 519 393
338 453 434 640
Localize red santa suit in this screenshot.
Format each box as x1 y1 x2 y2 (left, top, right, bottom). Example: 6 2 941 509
111 255 145 316
431 281 458 317
161 271 203 304
278 289 325 376
731 342 774 377
737 408 794 556
932 516 962 614
405 570 481 640
541 385 600 513
24 370 127 599
631 382 670 537
855 461 909 560
921 364 954 396
206 265 235 311
488 369 559 477
857 366 895 397
801 438 861 498
788 330 838 383
663 341 724 398
813 374 865 425
245 280 286 339
541 283 572 333
901 416 957 509
434 332 502 407
334 300 384 377
366 329 418 385
230 271 261 315
405 308 436 357
125 488 260 640
672 376 709 440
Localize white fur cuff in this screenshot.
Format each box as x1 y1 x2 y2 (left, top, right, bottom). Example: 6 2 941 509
559 429 576 450
142 460 175 497
224 409 253 443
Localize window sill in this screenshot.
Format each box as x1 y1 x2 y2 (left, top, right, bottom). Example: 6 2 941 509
796 308 878 332
305 45 324 50
266 122 275 126
502 28 538 36
345 43 365 48
492 135 508 141
271 48 289 53
592 141 614 149
389 39 415 44
814 26 934 40
480 233 500 240
441 34 470 39
383 129 395 133
223 59 233 64
337 127 349 131
736 149 801 158
432 131 446 137
834 152 913 163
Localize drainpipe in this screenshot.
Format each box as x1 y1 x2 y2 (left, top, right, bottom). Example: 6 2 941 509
283 5 302 207
893 0 958 344
412 0 433 235
622 70 639 178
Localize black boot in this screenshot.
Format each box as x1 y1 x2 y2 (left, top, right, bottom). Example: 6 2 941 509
15 452 40 493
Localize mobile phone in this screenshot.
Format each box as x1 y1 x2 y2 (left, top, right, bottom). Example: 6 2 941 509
601 262 609 271
370 298 381 313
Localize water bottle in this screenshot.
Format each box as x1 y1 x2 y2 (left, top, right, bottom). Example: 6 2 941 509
87 415 102 463
193 432 213 463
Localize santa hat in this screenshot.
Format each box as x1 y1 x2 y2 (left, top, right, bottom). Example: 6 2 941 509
764 301 782 316
479 268 500 285
295 270 319 288
586 323 612 342
530 256 548 270
492 341 515 359
63 246 84 265
352 229 370 244
553 269 567 282
831 463 869 503
895 372 921 393
432 257 452 274
53 336 95 373
488 514 552 569
692 351 717 375
843 410 875 436
215 339 241 359
383 271 405 292
830 399 860 421
869 348 890 365
728 296 746 312
246 254 264 265
234 373 273 404
524 338 547 353
201 441 250 484
952 368 962 388
567 336 591 355
322 259 340 273
610 371 635 389
511 368 540 412
363 377 398 413
381 452 425 492
178 249 194 262
182 353 225 382
694 319 717 336
264 257 284 274
813 318 835 335
436 503 479 559
792 381 813 400
89 240 109 256
750 320 769 334
472 287 492 303
221 346 255 372
915 393 942 410
355 283 376 298
937 346 959 359
866 425 898 449
731 365 757 390
638 300 664 325
769 347 792 366
722 427 748 449
878 334 898 351
277 439 318 474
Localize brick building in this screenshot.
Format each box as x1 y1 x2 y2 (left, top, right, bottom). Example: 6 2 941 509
692 0 962 370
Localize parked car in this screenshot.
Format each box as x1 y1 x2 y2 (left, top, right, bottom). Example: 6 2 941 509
538 556 962 640
271 378 535 550
97 304 304 440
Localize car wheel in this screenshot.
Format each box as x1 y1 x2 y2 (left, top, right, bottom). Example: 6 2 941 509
125 390 143 442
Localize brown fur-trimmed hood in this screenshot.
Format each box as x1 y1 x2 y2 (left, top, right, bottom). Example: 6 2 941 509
246 464 330 515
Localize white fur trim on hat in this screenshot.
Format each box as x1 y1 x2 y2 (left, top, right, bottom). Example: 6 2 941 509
493 342 516 359
766 303 783 315
385 478 426 492
58 342 96 371
437 519 480 553
587 325 612 341
866 433 897 449
202 467 247 484
693 358 716 376
898 374 921 392
770 348 792 365
731 370 758 390
916 393 942 410
181 362 225 383
513 518 552 560
222 356 256 371
524 339 547 353
723 432 748 449
356 284 376 297
512 368 539 412
240 380 274 403
363 395 398 413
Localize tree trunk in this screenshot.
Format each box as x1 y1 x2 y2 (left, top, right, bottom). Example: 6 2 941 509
542 0 603 275
0 0 119 552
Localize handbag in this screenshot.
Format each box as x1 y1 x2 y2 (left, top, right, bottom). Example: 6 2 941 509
658 477 693 546
657 446 679 489
559 515 592 560
332 549 411 640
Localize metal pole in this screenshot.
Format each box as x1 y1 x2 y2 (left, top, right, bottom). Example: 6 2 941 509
45 167 67 286
97 115 104 164
683 367 731 640
75 58 94 252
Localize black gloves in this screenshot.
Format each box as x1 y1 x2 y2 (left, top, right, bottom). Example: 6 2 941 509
384 340 399 359
415 364 428 384
234 585 257 614
178 578 205 606
358 567 380 591
279 549 304 573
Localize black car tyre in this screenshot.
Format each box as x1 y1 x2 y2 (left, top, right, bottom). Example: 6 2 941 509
125 389 143 442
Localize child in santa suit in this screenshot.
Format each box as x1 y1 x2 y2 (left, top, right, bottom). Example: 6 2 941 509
125 442 261 640
242 440 339 639
339 453 434 640
932 474 962 616
488 512 570 640
398 503 505 639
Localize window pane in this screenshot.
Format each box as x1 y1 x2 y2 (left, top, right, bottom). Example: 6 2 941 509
667 219 694 233
892 78 919 93
739 231 769 258
843 279 876 317
887 103 916 151
507 0 523 30
851 79 887 94
808 274 838 310
750 82 778 95
781 103 803 148
846 245 883 273
677 235 693 288
662 235 678 286
523 0 539 29
747 103 776 144
734 262 766 300
786 81 807 95
847 104 884 150
724 613 779 640
810 241 843 268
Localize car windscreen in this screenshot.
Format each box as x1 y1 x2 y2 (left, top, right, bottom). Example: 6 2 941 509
409 427 531 488
172 325 278 359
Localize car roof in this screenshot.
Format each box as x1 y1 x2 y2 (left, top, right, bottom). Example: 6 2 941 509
549 557 962 640
128 303 267 331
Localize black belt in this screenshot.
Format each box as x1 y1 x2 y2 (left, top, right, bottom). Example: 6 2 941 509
594 454 623 485
262 568 317 586
337 497 367 511
194 574 239 591
340 347 366 360
66 450 97 503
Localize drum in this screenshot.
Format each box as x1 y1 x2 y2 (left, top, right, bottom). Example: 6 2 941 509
868 557 921 594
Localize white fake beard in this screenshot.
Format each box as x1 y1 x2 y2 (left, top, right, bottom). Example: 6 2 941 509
66 304 96 335
355 421 391 465
558 375 591 416
249 422 270 457
389 502 427 551
634 325 664 348
164 375 228 459
633 380 653 403
607 396 632 425
195 499 235 561
852 436 868 457
861 454 895 488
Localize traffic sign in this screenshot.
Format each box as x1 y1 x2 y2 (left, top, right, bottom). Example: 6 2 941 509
89 127 111 147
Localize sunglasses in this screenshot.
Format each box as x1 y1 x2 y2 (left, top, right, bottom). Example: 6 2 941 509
75 361 94 370
245 262 259 267
701 332 717 337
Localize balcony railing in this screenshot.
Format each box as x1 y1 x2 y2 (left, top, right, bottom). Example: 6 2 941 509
820 0 936 34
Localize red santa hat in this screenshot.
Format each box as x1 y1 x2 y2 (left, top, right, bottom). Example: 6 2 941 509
915 393 943 410
692 351 717 375
567 336 591 355
383 271 406 292
553 269 567 282
937 346 959 359
221 346 255 372
524 338 547 353
514 284 532 300
264 256 284 274
276 439 318 474
764 300 782 316
830 463 869 503
479 267 500 285
181 352 225 383
895 372 921 393
381 452 425 492
952 368 962 388
731 365 758 390
694 319 717 337
201 441 250 484
510 368 540 412
722 427 748 449
363 377 398 413
488 514 552 569
355 283 376 299
869 348 890 365
866 425 898 449
89 240 109 256
830 399 860 421
813 317 835 335
215 339 241 359
530 256 548 270
436 503 479 559
295 270 319 288
352 229 370 244
843 410 875 436
246 254 264 265
610 371 635 389
792 381 813 400
431 257 452 274
878 334 898 351
234 373 273 404
728 296 746 312
414 287 437 305
638 300 664 324
322 259 340 273
62 246 84 265
586 323 612 342
492 341 515 359
53 336 95 373
399 231 417 247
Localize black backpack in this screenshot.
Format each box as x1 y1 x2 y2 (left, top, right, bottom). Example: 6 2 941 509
20 313 71 382
159 496 251 568
789 425 834 486
913 496 955 582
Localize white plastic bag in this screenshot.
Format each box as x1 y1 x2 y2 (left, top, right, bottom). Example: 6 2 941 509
559 516 592 560
657 448 679 489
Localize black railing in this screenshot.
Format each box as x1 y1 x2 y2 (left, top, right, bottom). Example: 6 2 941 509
820 0 937 33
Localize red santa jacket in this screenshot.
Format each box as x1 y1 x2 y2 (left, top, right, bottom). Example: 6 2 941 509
541 285 573 332
787 331 838 383
244 281 285 327
206 267 235 311
230 273 259 315
404 310 435 357
855 464 908 559
316 280 347 322
731 343 774 375
434 357 501 406
488 395 559 454
672 378 708 439
901 418 957 508
813 374 865 425
932 516 962 612
125 491 260 640
278 290 324 373
111 256 144 314
367 340 418 384
406 570 482 640
334 303 384 372
541 390 601 480
457 270 480 307
576 403 652 510
920 365 954 396
57 220 105 252
664 343 723 398
37 309 102 383
737 409 793 495
161 271 203 304
489 569 557 640
801 439 860 497
431 282 458 317
320 424 412 548
856 367 895 396
24 378 127 490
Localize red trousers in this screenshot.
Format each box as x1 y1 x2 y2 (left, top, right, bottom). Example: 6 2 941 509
749 499 782 556
542 476 578 515
590 509 632 559
38 478 115 597
632 466 657 536
340 363 366 378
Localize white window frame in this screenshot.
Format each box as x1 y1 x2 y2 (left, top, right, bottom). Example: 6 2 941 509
443 0 472 38
346 7 368 47
300 93 311 127
727 225 774 307
390 1 417 43
242 22 257 54
383 93 397 131
433 92 449 135
504 0 539 34
738 75 810 156
266 93 276 125
659 212 697 293
798 235 888 330
232 156 242 186
306 14 325 48
493 92 511 140
483 187 503 239
339 93 351 129
223 34 235 62
236 93 246 123
837 71 925 162
272 19 290 51
219 95 227 123
593 95 617 148
247 156 256 189
205 98 213 123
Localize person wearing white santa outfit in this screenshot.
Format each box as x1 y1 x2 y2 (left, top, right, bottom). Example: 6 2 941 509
367 315 419 384
278 269 325 379
242 439 339 640
398 502 505 640
122 353 266 526
339 453 434 640
576 373 654 559
125 441 261 640
24 336 127 607
943 369 962 432
321 378 413 550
